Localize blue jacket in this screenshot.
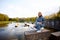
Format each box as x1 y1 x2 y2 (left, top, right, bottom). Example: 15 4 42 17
35 16 45 30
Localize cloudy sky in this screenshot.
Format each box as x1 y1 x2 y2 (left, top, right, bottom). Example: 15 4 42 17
0 0 60 18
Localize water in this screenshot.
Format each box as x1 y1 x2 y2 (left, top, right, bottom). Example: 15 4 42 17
0 22 36 40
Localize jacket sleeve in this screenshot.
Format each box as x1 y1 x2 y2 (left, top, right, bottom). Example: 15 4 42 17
42 17 45 21
42 17 45 27
35 18 38 25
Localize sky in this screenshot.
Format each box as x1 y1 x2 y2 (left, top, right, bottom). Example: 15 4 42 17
0 0 60 18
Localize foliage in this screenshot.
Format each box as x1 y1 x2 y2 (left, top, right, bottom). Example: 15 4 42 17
9 17 19 22
19 17 37 23
0 13 9 21
55 11 60 19
0 21 11 27
44 11 60 20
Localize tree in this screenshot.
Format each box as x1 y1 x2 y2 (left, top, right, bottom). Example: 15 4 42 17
0 13 9 21
55 11 60 20
44 16 49 19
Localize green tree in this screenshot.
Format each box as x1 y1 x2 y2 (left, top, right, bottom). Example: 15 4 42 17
55 11 60 20
0 13 9 21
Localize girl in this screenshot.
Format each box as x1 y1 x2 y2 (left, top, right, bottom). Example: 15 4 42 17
35 12 45 31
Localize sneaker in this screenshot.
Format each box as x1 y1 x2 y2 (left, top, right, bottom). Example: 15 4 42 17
37 30 41 32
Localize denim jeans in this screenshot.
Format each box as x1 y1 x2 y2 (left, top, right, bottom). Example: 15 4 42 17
35 24 45 31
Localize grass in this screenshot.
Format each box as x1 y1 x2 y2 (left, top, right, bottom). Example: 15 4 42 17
0 21 11 27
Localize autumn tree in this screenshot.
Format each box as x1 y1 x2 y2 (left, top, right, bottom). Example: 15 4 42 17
0 13 9 21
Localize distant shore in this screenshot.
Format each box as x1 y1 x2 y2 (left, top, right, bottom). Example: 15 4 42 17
0 21 11 27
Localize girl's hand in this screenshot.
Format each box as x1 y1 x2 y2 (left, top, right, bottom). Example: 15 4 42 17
39 22 42 24
37 22 42 24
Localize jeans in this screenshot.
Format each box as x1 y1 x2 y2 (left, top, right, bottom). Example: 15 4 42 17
35 24 45 31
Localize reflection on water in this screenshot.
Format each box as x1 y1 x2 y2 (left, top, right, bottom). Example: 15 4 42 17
0 22 36 40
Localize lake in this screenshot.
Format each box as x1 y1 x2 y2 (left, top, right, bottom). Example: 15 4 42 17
0 22 36 40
